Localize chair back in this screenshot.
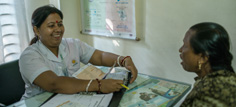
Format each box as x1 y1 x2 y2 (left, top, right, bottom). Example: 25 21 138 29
0 60 25 106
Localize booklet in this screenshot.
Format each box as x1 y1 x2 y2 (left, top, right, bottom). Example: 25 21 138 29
119 74 191 107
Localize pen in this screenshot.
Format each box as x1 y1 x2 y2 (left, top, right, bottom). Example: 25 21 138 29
120 84 129 90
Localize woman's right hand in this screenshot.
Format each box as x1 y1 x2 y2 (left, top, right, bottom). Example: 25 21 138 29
100 79 124 93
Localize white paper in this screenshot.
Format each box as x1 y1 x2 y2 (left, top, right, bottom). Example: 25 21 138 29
72 64 105 80
41 93 113 107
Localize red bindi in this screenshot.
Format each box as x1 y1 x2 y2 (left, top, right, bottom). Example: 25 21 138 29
56 21 58 23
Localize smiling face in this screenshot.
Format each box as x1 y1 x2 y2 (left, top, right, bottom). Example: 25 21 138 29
34 13 64 50
179 29 201 73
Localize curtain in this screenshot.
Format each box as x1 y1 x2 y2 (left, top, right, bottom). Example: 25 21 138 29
0 0 29 64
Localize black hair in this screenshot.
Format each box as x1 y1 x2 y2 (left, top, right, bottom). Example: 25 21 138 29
190 22 234 72
30 5 63 45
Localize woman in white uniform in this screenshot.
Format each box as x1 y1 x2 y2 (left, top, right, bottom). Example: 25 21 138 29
19 5 138 99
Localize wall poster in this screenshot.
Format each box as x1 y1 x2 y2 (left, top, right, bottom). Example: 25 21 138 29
80 0 137 40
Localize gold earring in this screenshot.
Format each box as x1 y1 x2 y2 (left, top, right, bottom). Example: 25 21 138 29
198 61 202 70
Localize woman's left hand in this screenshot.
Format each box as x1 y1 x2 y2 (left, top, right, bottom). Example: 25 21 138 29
123 57 138 84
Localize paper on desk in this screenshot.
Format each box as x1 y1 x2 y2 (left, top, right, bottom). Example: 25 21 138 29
72 63 129 81
72 64 106 80
41 93 113 107
128 74 149 89
119 76 191 107
105 69 128 80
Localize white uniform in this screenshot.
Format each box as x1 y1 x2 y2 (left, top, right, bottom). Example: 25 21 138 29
19 38 95 99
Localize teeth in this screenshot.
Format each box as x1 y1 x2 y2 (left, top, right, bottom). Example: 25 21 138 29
53 35 60 37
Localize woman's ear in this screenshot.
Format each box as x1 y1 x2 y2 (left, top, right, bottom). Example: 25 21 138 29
199 54 209 64
33 26 40 36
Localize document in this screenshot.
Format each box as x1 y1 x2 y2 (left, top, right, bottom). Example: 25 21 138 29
41 93 113 107
72 64 129 81
72 64 106 80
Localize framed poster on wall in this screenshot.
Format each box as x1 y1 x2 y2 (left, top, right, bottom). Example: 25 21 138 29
80 0 138 40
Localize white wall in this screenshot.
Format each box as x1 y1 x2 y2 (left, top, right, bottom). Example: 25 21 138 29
60 0 236 84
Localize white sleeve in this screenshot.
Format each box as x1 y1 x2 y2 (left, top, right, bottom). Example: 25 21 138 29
19 48 50 83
